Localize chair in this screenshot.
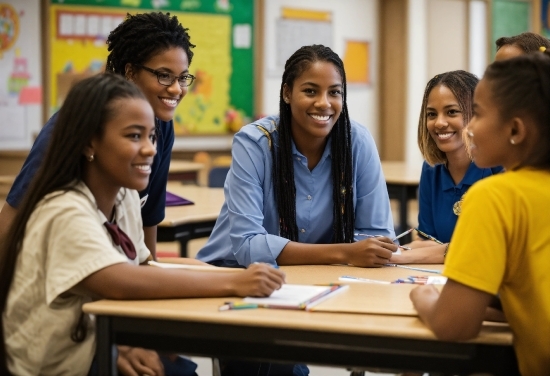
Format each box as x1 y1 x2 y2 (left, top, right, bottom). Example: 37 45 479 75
208 166 230 188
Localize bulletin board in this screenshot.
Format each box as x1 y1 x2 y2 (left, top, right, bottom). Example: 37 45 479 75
491 0 531 57
48 0 255 135
0 1 43 150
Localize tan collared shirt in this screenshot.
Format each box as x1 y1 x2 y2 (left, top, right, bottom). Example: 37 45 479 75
4 182 150 375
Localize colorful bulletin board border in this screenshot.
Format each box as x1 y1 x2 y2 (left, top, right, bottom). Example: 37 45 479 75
49 0 254 135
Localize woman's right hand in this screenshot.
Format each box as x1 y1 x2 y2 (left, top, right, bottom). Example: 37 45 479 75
230 263 286 297
346 237 397 267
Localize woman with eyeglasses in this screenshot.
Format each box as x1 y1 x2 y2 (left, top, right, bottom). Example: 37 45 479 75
0 73 284 376
0 12 195 258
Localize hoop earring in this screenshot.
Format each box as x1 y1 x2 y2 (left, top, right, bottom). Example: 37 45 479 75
87 154 94 162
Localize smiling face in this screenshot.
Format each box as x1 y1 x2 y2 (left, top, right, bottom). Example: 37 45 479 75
283 61 343 145
426 85 466 156
128 47 189 122
87 97 157 193
467 78 516 169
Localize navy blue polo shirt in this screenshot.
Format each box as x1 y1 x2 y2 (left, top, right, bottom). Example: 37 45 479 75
7 113 174 227
417 161 502 243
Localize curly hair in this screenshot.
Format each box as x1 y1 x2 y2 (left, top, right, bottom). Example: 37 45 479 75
417 70 479 166
273 45 354 243
105 12 195 75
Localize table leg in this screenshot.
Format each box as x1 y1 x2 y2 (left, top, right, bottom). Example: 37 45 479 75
96 316 117 375
398 187 411 244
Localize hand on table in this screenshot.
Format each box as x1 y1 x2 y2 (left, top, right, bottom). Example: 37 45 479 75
347 237 398 267
231 263 286 297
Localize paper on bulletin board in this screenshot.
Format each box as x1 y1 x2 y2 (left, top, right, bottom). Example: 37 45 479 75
49 4 232 135
0 1 43 150
270 8 333 76
343 40 370 85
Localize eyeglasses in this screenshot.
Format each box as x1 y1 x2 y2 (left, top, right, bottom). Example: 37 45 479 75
135 64 195 87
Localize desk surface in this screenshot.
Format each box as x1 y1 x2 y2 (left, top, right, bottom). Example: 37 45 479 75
381 161 422 185
83 264 511 346
160 182 224 227
168 160 204 173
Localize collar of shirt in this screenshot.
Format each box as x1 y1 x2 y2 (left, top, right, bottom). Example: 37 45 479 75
290 134 332 168
440 162 490 191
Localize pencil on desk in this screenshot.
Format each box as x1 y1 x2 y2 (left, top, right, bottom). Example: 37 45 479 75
219 302 258 311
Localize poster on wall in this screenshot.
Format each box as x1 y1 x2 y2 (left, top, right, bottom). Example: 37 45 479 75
49 0 255 135
0 1 42 150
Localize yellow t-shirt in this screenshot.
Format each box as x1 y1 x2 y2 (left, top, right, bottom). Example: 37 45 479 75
444 168 550 375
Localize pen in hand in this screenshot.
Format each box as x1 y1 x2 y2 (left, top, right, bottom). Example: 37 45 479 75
353 233 411 250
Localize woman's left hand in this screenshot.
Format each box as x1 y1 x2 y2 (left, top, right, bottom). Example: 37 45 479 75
117 345 165 376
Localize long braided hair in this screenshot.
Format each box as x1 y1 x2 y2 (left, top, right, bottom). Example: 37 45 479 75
105 12 195 75
273 45 354 243
496 32 550 54
0 74 145 375
417 70 479 166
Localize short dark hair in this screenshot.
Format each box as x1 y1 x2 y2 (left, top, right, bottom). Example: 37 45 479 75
0 74 146 375
105 12 195 76
483 51 550 169
274 45 354 243
495 32 550 53
417 70 479 165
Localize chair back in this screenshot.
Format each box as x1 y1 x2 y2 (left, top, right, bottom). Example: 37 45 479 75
208 167 230 188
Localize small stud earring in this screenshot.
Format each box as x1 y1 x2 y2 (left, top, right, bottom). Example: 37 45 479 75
467 131 474 137
510 139 515 145
87 154 94 162
284 98 289 104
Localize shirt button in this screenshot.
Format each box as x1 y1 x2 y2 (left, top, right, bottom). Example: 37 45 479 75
307 195 312 200
301 229 306 233
296 157 301 161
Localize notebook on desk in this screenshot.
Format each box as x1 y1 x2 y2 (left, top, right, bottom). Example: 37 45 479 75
309 283 443 316
165 191 194 206
243 284 349 311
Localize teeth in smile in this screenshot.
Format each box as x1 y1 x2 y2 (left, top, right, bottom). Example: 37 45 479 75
437 132 455 140
135 165 151 172
311 114 330 121
161 98 177 106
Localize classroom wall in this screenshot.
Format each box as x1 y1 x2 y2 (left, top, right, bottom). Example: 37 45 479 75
405 0 490 167
261 0 379 144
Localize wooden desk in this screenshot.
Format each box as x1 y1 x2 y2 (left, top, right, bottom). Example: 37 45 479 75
381 162 422 243
168 160 204 183
158 182 224 256
84 265 517 375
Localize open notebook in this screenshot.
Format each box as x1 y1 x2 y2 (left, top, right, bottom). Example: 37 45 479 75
243 284 349 311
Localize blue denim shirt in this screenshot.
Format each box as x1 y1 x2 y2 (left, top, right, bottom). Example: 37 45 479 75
196 115 395 267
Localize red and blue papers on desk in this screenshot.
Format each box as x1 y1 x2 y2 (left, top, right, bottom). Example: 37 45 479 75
165 191 194 206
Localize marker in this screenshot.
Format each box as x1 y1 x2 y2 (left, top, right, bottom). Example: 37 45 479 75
219 302 259 311
339 276 391 284
385 264 442 274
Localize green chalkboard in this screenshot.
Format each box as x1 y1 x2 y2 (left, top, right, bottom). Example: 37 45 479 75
50 0 254 134
492 0 531 57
